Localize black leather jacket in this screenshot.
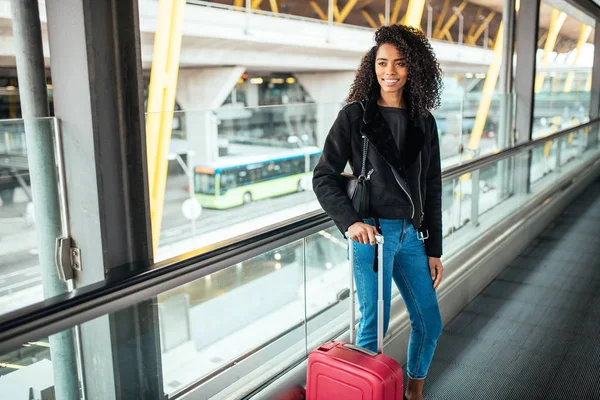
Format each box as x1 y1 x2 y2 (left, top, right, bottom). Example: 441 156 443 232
313 98 443 258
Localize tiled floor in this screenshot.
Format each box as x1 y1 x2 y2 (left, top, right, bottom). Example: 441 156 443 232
409 178 600 399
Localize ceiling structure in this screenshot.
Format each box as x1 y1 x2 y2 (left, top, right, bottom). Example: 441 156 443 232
211 0 595 52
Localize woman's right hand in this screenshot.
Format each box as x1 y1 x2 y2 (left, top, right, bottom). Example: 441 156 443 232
348 222 379 245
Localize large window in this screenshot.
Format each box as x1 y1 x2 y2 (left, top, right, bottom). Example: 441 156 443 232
533 1 596 139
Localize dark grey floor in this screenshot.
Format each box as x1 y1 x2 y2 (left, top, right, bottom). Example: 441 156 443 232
411 178 600 400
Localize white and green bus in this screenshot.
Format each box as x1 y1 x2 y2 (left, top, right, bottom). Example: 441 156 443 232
194 147 322 209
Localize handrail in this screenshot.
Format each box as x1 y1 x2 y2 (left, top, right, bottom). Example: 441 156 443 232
0 118 598 354
443 118 600 181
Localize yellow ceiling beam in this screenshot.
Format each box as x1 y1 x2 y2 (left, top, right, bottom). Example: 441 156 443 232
469 12 495 46
338 0 359 23
391 0 403 25
403 0 425 29
146 0 186 253
436 1 467 40
333 0 341 21
378 13 386 26
444 30 453 42
433 0 450 38
585 72 592 92
357 0 374 8
468 22 504 154
467 7 483 41
234 0 243 7
310 1 328 20
535 8 567 93
252 0 263 8
537 31 548 47
269 0 279 13
361 9 378 29
563 24 593 92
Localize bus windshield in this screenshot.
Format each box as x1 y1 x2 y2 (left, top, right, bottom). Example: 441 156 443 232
194 172 216 195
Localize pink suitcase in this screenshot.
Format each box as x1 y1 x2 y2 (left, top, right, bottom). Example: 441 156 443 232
306 234 404 400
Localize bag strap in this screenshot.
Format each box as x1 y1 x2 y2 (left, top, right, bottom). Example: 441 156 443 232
357 101 382 270
359 136 368 178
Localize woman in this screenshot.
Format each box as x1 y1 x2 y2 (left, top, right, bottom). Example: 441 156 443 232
312 24 443 400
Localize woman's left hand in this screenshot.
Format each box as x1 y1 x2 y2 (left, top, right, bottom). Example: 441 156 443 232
428 257 443 290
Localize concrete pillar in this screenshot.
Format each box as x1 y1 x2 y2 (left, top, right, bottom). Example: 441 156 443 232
247 81 259 107
176 66 245 164
295 71 355 147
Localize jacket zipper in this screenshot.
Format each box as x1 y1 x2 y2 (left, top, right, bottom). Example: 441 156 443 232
392 170 415 219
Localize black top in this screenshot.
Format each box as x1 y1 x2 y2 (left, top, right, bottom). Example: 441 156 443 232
378 105 410 153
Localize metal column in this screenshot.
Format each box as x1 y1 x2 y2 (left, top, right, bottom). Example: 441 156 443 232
9 0 79 399
498 0 516 199
514 0 541 196
45 0 163 399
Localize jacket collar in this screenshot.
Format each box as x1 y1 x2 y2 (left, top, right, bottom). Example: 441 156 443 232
359 97 424 171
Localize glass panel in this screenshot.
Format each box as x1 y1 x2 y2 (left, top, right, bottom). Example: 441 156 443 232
0 240 308 400
445 174 472 234
159 239 306 397
530 139 559 184
529 124 599 196
441 178 456 238
533 1 596 139
0 335 75 399
304 226 352 341
0 118 66 317
478 162 508 216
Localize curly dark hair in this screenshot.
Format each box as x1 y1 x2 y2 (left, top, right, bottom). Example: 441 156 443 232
347 24 443 119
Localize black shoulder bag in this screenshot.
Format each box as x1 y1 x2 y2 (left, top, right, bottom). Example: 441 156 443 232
341 100 373 218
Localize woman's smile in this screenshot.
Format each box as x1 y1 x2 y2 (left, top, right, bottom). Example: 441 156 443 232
382 78 400 87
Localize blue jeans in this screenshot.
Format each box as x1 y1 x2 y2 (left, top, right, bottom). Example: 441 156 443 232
351 218 442 380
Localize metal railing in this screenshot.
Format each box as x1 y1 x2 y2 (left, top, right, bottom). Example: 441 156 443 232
185 0 372 31
183 0 496 47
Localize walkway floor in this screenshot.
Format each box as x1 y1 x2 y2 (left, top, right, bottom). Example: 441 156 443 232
415 178 600 399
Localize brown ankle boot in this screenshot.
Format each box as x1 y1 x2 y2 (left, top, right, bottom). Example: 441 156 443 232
405 377 425 400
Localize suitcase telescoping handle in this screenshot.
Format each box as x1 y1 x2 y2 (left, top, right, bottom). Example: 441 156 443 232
346 233 384 355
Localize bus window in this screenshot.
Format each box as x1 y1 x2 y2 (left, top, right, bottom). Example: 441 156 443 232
280 157 304 175
264 161 281 180
291 157 304 174
195 172 216 195
221 169 239 194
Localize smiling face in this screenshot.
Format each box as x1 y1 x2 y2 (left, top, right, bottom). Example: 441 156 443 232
375 43 408 97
